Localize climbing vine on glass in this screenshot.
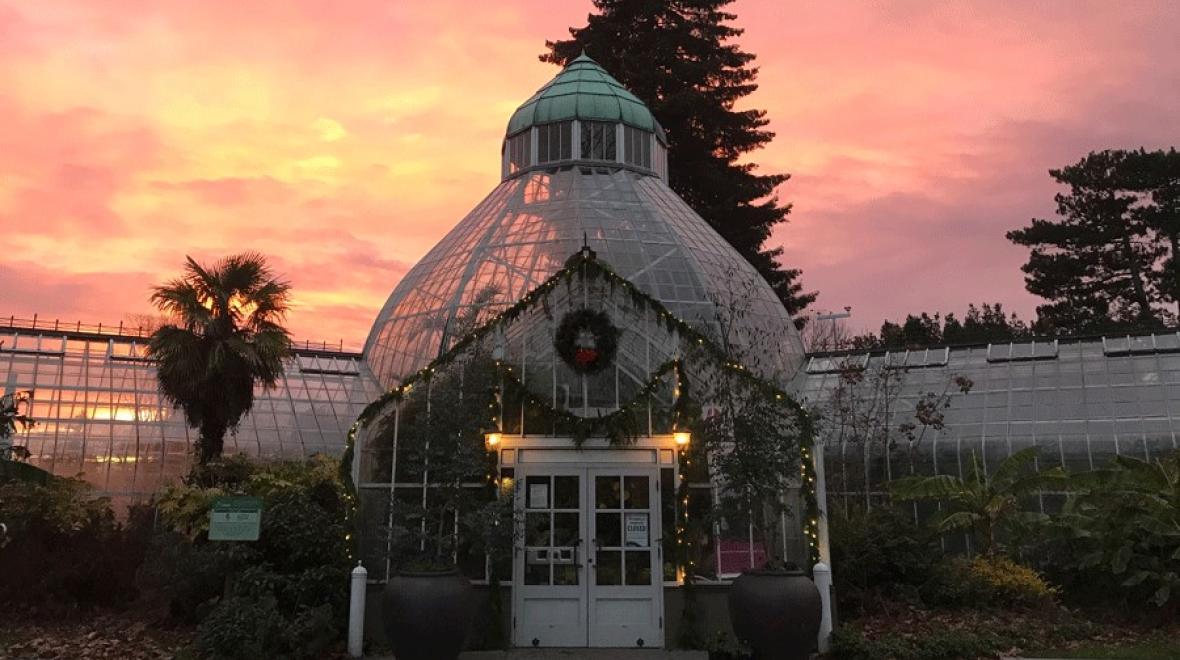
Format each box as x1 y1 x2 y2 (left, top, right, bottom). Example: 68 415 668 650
554 308 619 374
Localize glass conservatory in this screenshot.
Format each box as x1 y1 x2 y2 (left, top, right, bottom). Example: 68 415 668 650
794 332 1180 550
352 55 812 650
0 318 383 504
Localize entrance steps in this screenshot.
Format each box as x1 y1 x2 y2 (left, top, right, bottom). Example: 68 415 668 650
458 651 707 660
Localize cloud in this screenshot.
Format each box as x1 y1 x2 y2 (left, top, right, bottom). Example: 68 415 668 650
0 0 1177 345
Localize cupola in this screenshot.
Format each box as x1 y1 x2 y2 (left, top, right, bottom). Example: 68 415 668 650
501 54 668 181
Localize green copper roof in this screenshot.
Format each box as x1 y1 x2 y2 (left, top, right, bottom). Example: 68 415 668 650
506 54 664 139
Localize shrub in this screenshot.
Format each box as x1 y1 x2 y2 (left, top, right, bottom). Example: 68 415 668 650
829 625 909 660
829 506 941 614
1030 453 1180 613
143 455 351 656
195 597 338 660
703 630 752 660
923 556 1056 609
195 596 286 659
138 530 250 622
0 476 151 612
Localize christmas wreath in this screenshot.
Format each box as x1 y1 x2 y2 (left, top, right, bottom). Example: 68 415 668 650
555 308 619 374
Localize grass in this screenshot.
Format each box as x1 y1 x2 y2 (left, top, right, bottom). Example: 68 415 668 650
1027 639 1180 660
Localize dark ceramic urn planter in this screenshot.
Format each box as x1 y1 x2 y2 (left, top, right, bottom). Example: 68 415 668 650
382 569 475 660
728 567 822 660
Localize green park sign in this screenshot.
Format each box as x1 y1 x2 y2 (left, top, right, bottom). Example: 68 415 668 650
209 496 263 541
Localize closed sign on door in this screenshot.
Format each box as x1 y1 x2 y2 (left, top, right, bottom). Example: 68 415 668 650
624 512 648 546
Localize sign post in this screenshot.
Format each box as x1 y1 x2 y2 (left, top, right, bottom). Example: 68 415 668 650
209 496 263 542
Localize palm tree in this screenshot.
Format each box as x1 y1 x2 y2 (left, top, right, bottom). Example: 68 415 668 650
890 447 1066 555
147 253 292 464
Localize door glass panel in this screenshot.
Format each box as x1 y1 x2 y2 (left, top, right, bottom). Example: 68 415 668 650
596 512 621 546
525 560 549 585
553 512 579 546
554 564 578 585
596 476 620 508
526 512 550 546
625 551 652 585
554 476 579 508
596 550 622 585
624 476 649 508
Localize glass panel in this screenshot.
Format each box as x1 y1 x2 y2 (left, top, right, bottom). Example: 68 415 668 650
526 512 550 546
625 551 652 585
554 564 578 585
554 475 578 509
624 476 649 508
553 512 579 546
596 512 622 547
581 123 593 159
559 122 571 159
537 125 549 162
596 476 621 508
596 550 622 585
525 562 549 585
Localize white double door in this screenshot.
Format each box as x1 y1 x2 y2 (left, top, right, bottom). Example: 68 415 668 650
513 466 664 648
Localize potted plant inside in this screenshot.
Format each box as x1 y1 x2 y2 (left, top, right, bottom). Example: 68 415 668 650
372 354 505 660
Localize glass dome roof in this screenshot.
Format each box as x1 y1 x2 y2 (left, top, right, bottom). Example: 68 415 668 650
506 54 666 140
363 168 805 388
364 58 804 391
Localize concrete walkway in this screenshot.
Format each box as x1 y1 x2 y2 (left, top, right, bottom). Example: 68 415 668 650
458 652 707 659
370 651 707 659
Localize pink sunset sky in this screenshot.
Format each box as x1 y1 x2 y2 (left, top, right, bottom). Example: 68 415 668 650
1 1 1177 346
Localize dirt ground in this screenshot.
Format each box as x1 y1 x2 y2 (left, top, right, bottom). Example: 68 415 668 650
0 613 194 660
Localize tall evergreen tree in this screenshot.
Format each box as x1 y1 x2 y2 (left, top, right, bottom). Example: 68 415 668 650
1134 148 1180 317
543 0 816 320
1007 150 1175 334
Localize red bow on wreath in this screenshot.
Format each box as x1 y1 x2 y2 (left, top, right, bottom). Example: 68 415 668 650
574 347 599 368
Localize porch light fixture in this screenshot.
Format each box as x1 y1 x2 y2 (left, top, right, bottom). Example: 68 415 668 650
484 431 503 450
673 431 691 447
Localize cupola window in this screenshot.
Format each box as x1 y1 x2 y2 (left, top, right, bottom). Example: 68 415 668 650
623 125 652 169
507 130 531 173
580 121 617 161
537 121 573 163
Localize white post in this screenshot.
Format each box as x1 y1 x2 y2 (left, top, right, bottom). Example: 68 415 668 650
813 562 833 653
812 306 848 655
813 440 834 652
348 561 367 658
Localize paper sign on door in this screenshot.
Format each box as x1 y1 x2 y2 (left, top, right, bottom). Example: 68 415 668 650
528 483 549 509
624 512 649 547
